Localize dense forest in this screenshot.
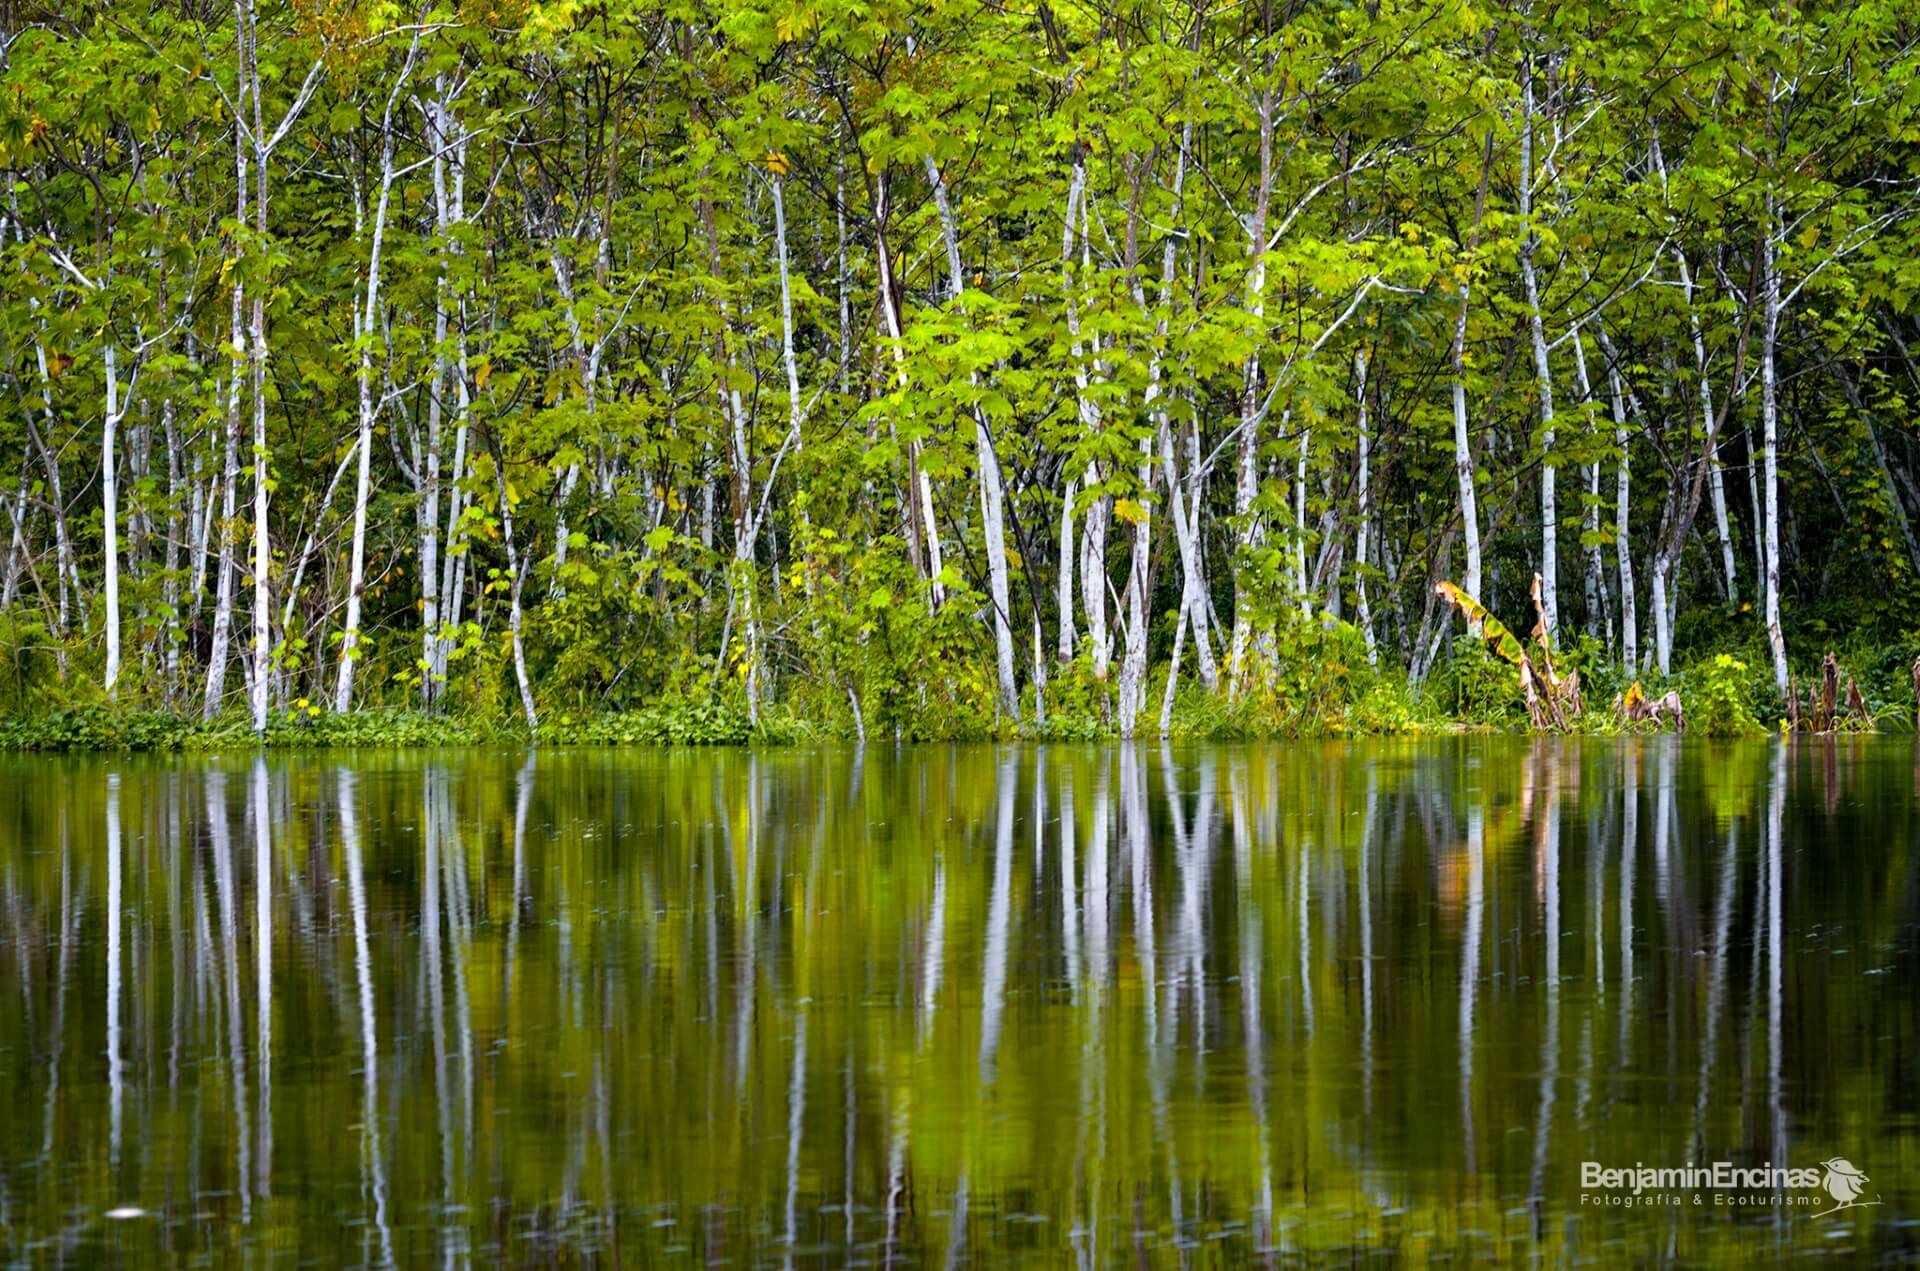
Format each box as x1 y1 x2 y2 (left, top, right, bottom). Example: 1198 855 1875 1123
2 0 1918 739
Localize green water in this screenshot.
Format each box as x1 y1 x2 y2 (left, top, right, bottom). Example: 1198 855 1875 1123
1 739 1916 1267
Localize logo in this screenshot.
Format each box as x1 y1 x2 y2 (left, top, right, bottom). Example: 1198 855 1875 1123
1817 1158 1881 1218
1578 1156 1883 1216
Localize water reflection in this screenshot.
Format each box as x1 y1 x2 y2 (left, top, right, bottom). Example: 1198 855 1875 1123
1 738 1917 1266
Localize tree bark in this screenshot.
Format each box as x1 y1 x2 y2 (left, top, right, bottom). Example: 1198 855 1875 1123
1520 65 1557 636
1760 203 1789 696
923 153 1019 720
1354 349 1378 665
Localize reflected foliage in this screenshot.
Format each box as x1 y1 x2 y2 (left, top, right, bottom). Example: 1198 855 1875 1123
1 740 1918 1265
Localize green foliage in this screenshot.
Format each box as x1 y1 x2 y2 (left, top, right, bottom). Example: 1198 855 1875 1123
4 0 1919 744
1683 655 1766 737
0 707 492 752
1429 640 1529 729
1029 655 1112 742
535 696 755 746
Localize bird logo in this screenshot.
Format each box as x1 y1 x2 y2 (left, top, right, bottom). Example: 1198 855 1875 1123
1817 1159 1880 1218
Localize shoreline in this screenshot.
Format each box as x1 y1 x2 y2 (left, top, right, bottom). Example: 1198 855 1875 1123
2 702 1889 753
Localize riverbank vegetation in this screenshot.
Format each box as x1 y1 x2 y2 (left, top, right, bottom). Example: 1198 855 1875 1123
3 0 1920 745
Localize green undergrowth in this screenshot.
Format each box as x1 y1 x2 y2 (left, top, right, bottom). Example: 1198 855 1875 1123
2 643 1914 751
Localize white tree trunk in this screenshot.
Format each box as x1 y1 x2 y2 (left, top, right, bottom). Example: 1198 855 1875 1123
203 72 250 721
334 40 418 712
1760 210 1788 696
1228 86 1276 693
1354 349 1377 665
1080 472 1109 678
1520 69 1557 637
417 79 451 710
923 153 1018 719
1569 326 1612 641
1450 285 1483 612
204 300 245 717
103 341 123 695
1596 323 1637 675
496 443 537 730
873 174 946 607
246 0 272 734
161 399 182 696
1056 470 1076 661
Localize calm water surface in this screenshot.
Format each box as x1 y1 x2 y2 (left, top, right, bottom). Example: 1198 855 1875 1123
2 739 1918 1267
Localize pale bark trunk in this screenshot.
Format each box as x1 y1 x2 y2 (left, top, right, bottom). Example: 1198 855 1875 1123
1520 67 1557 636
771 174 809 568
246 0 271 733
203 106 247 720
161 399 182 697
923 153 1019 719
1354 349 1377 665
1061 155 1107 679
698 182 759 720
418 79 451 710
1450 290 1482 610
103 341 123 694
1 471 23 612
1655 133 1739 606
1569 328 1612 641
1449 133 1496 626
1292 427 1310 612
1162 427 1216 691
1228 84 1277 693
490 430 537 730
1760 207 1789 696
335 42 417 712
11 195 77 661
1080 471 1109 678
1596 322 1637 674
424 90 472 708
1681 254 1738 603
1056 470 1076 661
873 172 946 607
280 442 356 683
1056 155 1088 665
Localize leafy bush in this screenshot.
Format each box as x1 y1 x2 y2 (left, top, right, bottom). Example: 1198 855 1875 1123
536 696 754 745
0 706 490 751
1428 639 1527 728
1683 654 1765 736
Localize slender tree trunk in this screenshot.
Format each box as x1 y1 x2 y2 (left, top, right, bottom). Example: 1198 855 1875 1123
162 399 182 698
1570 327 1613 641
1520 65 1557 636
1450 132 1496 623
872 171 946 607
490 430 537 730
1760 209 1789 696
1228 84 1277 693
103 341 123 695
335 41 418 711
246 0 271 733
204 140 246 720
1056 470 1076 661
923 153 1019 720
1057 153 1088 665
1596 322 1637 674
418 79 451 711
1354 349 1378 665
11 195 77 663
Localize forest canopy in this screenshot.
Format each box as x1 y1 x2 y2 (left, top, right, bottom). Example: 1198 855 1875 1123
3 0 1919 738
